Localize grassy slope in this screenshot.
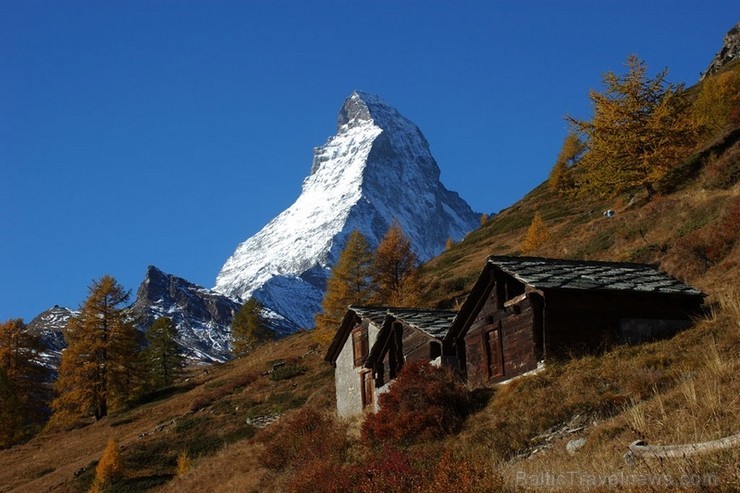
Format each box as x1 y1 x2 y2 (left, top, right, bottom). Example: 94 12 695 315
0 331 335 492
1 122 738 492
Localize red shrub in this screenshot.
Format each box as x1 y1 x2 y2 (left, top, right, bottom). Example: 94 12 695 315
287 458 354 493
257 407 347 471
362 361 471 445
669 198 740 279
354 445 425 493
706 199 740 261
423 450 503 493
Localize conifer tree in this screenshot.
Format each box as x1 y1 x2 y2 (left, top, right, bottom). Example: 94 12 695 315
51 276 143 426
315 229 374 333
143 317 182 390
569 55 699 198
520 212 549 254
0 318 43 445
231 298 272 357
371 223 420 306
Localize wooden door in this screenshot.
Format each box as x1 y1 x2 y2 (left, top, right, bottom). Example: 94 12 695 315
486 326 504 379
360 370 374 408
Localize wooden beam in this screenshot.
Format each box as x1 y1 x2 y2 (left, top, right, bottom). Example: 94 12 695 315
624 433 740 465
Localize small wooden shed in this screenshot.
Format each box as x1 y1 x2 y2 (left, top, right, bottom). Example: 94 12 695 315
325 306 455 418
364 308 456 388
445 256 705 388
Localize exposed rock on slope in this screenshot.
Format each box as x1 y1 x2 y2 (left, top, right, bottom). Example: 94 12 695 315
129 266 243 363
25 305 76 369
702 22 740 79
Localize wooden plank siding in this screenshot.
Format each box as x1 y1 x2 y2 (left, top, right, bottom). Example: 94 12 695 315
464 293 541 388
374 322 439 387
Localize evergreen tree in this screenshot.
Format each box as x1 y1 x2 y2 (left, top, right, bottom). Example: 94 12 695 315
569 55 700 198
51 276 143 426
0 318 43 445
231 298 272 357
143 317 182 390
371 223 420 306
520 212 549 254
315 229 374 333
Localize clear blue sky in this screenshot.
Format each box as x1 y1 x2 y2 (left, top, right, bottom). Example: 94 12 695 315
1 1 736 322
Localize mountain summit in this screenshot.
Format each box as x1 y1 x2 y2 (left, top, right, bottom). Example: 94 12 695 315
214 91 480 331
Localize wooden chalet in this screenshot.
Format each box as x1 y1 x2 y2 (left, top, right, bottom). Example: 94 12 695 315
445 256 706 388
325 306 456 418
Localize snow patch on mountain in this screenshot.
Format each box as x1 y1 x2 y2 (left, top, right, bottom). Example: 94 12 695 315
25 305 77 370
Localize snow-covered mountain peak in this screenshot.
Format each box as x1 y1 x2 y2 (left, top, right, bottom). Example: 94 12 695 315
214 92 481 332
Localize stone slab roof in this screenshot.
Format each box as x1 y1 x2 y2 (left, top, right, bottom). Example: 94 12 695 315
488 256 703 295
350 305 456 339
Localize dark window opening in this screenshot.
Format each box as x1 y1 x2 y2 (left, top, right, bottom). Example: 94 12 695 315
430 341 442 359
505 277 525 301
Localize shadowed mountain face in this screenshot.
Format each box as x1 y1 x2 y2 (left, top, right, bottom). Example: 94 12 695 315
214 91 481 331
129 266 295 363
129 265 241 363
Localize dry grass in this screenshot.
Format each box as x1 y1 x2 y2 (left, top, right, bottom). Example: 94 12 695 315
0 331 334 492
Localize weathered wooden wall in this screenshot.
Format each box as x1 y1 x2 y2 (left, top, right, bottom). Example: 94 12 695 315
375 322 438 387
464 293 539 388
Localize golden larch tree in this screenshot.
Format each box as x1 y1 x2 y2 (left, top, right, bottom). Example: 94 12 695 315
520 212 550 254
0 318 43 446
89 438 123 492
231 297 272 357
569 55 700 198
315 229 374 335
51 276 143 427
693 65 740 134
371 223 420 306
548 131 585 193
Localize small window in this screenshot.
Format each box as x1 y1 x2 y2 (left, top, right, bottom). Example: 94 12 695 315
352 327 368 367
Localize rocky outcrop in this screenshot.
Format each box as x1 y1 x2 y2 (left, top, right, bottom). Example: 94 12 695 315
702 23 740 80
129 266 242 363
